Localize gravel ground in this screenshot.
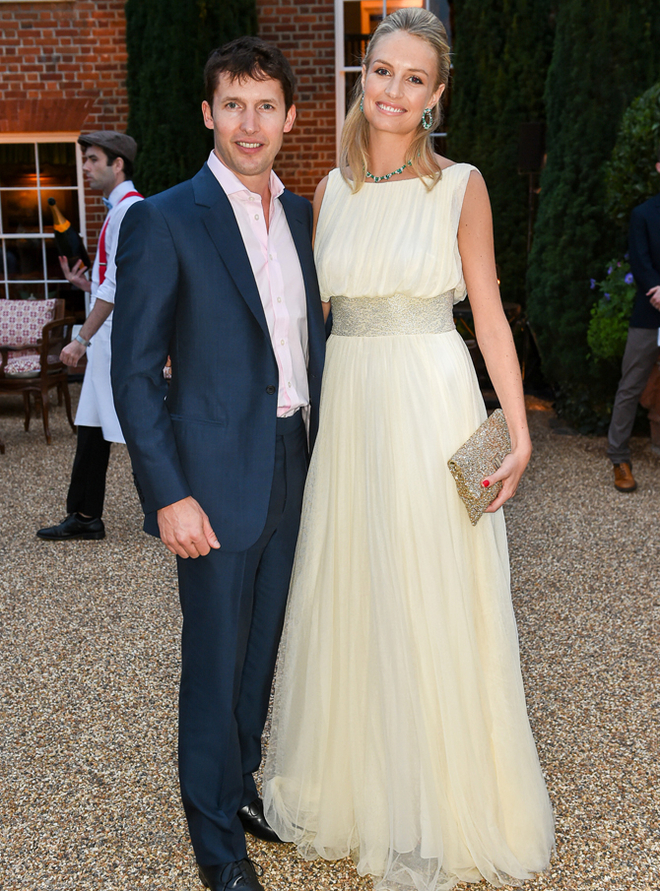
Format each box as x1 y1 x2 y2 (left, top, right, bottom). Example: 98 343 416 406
1 387 658 891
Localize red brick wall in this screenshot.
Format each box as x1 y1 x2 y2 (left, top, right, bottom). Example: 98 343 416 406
0 1 337 221
0 0 129 248
257 1 337 200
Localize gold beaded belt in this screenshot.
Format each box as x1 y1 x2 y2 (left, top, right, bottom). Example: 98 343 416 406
330 293 456 337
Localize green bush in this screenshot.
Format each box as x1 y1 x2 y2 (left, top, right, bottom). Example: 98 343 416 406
604 81 660 234
586 258 636 362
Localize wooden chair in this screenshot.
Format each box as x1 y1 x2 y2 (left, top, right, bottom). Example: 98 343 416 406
0 298 76 444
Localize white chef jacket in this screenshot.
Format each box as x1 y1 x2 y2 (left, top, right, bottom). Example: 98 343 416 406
74 180 142 443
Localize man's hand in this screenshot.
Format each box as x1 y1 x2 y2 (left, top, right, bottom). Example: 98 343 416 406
157 496 221 558
59 255 92 293
647 285 660 311
60 339 87 367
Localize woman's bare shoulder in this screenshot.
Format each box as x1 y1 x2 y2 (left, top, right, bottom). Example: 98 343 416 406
433 153 482 177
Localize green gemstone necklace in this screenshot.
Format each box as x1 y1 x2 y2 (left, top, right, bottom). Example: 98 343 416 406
365 159 412 183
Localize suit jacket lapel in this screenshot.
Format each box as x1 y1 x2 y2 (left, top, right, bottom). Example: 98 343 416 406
193 165 269 338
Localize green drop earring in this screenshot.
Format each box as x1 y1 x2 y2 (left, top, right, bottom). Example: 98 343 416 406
422 107 433 130
360 93 364 114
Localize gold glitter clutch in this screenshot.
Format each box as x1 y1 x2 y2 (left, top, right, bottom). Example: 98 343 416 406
447 409 511 526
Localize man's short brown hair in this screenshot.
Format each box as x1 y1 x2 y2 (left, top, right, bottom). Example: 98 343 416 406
204 36 295 112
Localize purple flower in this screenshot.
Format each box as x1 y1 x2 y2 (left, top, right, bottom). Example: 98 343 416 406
607 266 613 275
624 272 634 284
617 261 621 267
624 252 630 260
604 293 611 300
590 278 597 289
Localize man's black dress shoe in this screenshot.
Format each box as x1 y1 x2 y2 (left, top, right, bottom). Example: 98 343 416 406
198 859 264 890
238 797 285 844
37 514 105 541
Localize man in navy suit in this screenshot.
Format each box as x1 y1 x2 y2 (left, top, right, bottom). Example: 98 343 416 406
111 37 325 891
607 150 660 492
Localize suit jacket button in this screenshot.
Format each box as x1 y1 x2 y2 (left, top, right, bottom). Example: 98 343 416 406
266 385 276 395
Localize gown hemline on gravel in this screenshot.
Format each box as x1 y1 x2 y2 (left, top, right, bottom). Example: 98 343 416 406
263 165 554 890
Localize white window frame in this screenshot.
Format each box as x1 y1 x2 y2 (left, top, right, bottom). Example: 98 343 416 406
0 133 86 300
334 0 447 159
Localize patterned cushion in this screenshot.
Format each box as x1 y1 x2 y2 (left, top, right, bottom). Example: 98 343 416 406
0 349 38 366
0 298 58 347
3 354 60 378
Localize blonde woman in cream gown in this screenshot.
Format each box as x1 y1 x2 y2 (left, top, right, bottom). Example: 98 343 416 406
263 9 554 891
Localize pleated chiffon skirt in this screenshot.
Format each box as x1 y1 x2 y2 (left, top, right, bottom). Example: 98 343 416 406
263 327 554 890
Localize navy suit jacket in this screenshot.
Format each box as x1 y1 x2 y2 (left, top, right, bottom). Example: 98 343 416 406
111 163 325 551
629 192 660 329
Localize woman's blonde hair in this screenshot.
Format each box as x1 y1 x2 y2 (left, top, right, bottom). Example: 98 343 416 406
340 7 450 192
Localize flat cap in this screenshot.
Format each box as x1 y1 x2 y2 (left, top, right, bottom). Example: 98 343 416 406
78 131 137 162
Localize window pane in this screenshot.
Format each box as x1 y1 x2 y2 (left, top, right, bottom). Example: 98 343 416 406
0 140 83 312
7 282 48 301
38 142 78 188
344 1 366 66
0 143 36 188
3 238 44 281
1 190 41 234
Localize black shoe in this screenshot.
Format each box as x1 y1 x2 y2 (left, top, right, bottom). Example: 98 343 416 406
238 797 285 844
37 514 106 541
198 859 264 890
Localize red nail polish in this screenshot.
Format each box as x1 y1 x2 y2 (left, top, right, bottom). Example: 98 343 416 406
482 480 490 488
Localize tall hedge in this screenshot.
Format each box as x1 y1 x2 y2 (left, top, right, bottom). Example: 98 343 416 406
125 0 257 196
449 0 555 308
526 1 660 426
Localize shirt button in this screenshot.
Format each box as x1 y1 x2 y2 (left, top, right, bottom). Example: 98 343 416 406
254 214 260 220
280 339 285 345
266 385 276 395
277 297 282 303
287 381 291 388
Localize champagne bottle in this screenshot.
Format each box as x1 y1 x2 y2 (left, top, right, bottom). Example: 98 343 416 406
48 197 91 270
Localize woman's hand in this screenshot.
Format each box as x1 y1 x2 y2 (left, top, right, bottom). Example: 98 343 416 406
482 443 532 513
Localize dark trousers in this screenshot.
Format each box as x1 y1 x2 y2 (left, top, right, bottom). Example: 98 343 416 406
177 413 308 867
66 425 112 518
607 327 660 465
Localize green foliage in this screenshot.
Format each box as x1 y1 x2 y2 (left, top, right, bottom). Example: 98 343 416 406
449 0 555 308
526 0 660 427
586 258 636 361
604 81 660 234
125 0 257 196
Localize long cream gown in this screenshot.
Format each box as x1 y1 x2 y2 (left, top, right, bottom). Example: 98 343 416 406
263 165 555 890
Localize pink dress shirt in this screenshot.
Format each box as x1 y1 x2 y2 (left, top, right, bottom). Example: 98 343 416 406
207 151 309 418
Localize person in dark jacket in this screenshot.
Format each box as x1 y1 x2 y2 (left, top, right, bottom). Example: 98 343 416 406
607 150 660 491
111 38 325 891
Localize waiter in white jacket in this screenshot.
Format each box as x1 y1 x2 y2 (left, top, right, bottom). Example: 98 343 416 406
38 132 142 541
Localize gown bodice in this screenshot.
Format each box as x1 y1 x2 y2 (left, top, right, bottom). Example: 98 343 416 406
314 164 477 306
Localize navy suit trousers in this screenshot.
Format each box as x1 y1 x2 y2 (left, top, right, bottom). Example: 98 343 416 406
176 413 308 866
